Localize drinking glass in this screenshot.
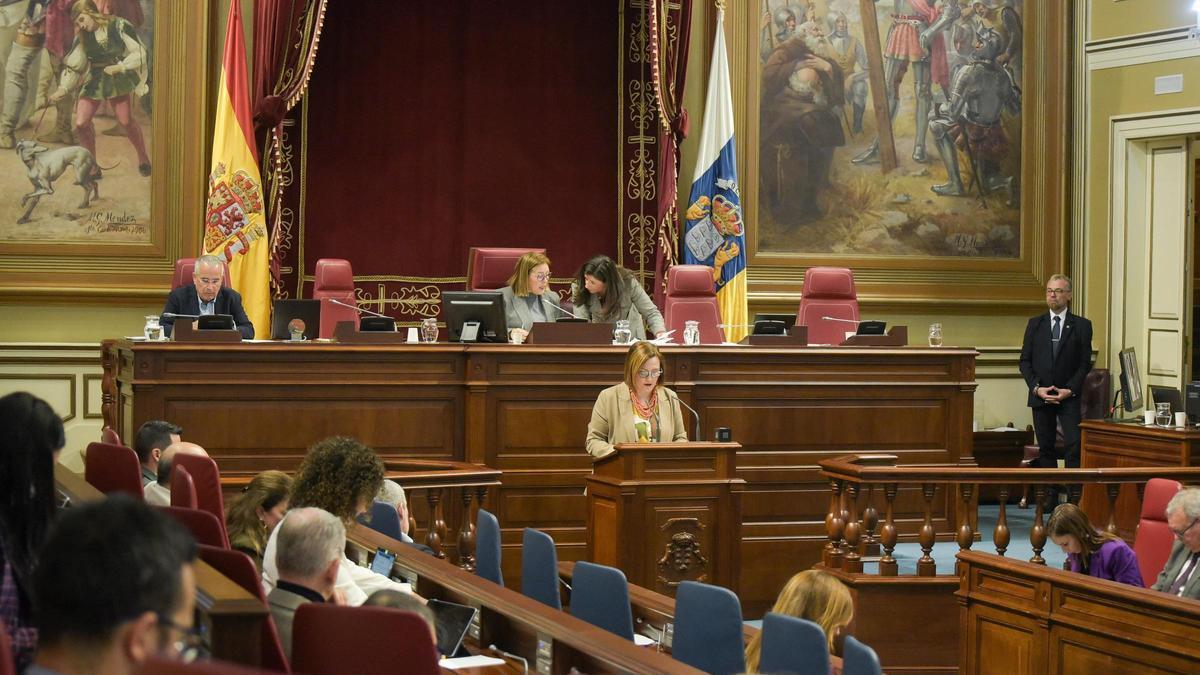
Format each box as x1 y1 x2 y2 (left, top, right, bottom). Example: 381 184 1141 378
683 320 700 346
420 317 439 343
1156 402 1172 427
144 315 162 341
613 319 632 345
928 323 944 347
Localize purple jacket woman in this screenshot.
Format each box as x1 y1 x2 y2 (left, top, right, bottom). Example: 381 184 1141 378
1066 538 1144 587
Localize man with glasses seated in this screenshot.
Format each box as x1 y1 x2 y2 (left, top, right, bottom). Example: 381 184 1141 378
1152 488 1200 599
161 254 255 339
1019 274 1093 484
26 495 200 674
586 341 688 458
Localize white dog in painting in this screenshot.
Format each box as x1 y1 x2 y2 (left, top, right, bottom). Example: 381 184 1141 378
15 140 105 223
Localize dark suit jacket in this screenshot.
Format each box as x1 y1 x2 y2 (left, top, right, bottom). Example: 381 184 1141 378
1018 310 1092 407
161 285 255 339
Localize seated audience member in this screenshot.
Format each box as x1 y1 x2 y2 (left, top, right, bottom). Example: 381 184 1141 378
500 251 563 344
161 254 255 339
585 341 687 458
1047 503 1143 586
0 392 64 672
375 479 435 556
132 419 182 486
744 570 853 673
1152 488 1200 598
262 436 417 605
28 496 198 675
143 441 209 507
226 470 292 571
571 255 667 340
363 589 437 646
267 507 345 659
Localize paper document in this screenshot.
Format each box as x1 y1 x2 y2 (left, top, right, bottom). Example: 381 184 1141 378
440 655 506 669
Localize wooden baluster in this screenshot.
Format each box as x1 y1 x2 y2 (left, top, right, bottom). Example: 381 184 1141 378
824 479 845 569
879 483 898 576
456 488 477 571
843 482 863 573
861 484 879 555
1030 485 1047 565
956 483 975 574
425 488 447 559
994 487 1011 556
1104 483 1121 535
917 483 936 577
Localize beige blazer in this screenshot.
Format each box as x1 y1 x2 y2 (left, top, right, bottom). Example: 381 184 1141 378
572 276 666 340
1151 540 1200 599
586 383 687 458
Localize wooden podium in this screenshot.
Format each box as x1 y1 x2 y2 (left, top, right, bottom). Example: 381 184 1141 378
586 441 743 597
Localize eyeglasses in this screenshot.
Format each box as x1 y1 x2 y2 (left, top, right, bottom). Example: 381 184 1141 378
1171 518 1199 540
157 614 205 663
637 369 664 379
1045 288 1068 296
533 273 551 282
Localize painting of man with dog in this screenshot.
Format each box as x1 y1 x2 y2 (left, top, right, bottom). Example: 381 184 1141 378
0 0 152 244
757 0 1022 259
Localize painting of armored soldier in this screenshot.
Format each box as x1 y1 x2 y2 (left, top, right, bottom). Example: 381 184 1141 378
758 0 1023 258
0 0 154 244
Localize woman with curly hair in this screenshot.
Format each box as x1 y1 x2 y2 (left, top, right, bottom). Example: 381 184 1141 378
225 470 292 572
744 569 853 673
261 436 416 605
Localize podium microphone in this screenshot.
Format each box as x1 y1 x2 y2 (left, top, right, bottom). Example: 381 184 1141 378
545 300 581 321
675 396 702 441
328 297 390 319
821 315 861 324
161 312 199 320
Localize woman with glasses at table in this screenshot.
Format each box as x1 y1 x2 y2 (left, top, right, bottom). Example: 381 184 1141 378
585 341 687 458
501 251 564 344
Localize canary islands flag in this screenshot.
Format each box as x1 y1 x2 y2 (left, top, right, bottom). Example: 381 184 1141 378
682 7 747 343
203 0 270 338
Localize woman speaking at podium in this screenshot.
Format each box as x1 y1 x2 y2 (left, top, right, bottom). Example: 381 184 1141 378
585 341 687 458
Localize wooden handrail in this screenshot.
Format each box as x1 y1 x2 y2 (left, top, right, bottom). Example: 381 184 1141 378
820 454 1200 483
219 459 501 491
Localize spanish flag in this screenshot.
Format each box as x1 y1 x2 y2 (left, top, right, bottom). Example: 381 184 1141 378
203 0 269 338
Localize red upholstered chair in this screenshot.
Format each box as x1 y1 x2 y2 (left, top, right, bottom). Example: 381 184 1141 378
466 246 545 291
291 604 439 675
84 441 143 499
0 617 13 675
312 258 357 339
1134 478 1184 587
100 426 121 446
663 265 724 344
142 656 275 674
170 463 198 509
173 453 229 546
173 257 231 290
197 545 291 673
157 506 228 549
797 267 859 345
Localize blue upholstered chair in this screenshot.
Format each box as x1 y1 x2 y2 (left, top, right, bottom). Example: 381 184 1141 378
359 501 405 542
521 528 561 609
476 508 504 586
759 612 831 675
569 561 634 639
671 580 746 675
843 635 882 675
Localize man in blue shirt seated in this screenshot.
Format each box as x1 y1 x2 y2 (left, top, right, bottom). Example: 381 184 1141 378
161 254 254 339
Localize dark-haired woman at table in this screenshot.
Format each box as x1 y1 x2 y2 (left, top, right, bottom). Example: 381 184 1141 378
572 255 666 340
585 341 686 458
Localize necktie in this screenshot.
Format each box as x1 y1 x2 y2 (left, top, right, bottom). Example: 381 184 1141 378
1168 552 1200 596
1051 315 1061 342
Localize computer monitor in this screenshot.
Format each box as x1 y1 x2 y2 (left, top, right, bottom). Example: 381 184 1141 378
270 299 321 340
442 291 507 343
1118 347 1143 412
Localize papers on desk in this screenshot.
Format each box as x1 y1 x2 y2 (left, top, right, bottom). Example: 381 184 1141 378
440 655 506 669
633 633 656 647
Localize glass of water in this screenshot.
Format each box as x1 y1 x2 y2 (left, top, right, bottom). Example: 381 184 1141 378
613 319 632 345
1156 402 1173 427
683 320 700 346
420 317 439 343
928 323 944 347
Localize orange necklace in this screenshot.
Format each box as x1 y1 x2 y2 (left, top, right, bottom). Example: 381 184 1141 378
630 386 658 419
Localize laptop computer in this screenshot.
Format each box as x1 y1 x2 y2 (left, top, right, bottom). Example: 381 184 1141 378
270 299 321 340
426 598 477 658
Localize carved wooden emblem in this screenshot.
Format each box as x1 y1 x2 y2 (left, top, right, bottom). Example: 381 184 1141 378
656 531 709 587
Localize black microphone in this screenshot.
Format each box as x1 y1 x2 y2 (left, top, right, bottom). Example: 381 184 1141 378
821 315 860 325
328 297 390 319
488 645 528 674
161 312 199 320
674 395 702 441
545 299 581 321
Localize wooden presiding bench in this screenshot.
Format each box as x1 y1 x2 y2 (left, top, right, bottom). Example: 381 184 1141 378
347 524 705 674
958 549 1200 674
54 465 268 667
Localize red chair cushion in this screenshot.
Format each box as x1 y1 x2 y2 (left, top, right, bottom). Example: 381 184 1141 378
312 258 357 339
1135 478 1183 587
663 265 724 344
797 267 859 345
173 258 231 290
170 463 198 509
84 442 144 500
173 453 229 547
466 247 545 291
157 506 228 549
292 604 439 675
197 545 291 673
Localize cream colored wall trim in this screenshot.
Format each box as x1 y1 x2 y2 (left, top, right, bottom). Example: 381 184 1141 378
1073 0 1091 313
0 343 103 472
1086 26 1200 70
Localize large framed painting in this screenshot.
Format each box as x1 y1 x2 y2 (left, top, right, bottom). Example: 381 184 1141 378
738 0 1070 305
0 0 210 300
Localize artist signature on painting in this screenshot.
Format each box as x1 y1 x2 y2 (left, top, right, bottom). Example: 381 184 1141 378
83 211 145 235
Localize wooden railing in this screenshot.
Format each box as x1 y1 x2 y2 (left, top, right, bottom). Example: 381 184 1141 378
819 454 1200 575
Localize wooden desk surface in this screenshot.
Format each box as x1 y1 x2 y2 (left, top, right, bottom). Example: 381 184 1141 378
107 340 977 614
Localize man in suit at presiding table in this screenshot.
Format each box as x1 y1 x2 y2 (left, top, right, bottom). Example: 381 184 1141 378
1152 488 1200 599
1019 273 1093 469
161 254 254 339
